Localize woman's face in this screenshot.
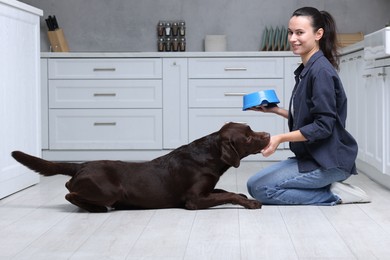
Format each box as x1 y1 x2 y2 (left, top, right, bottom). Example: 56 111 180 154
288 15 323 64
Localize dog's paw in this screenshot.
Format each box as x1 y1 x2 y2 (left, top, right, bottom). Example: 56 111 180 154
245 199 262 209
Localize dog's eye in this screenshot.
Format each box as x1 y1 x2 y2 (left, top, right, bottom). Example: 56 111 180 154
246 136 252 142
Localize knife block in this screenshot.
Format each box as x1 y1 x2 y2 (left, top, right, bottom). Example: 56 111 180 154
47 28 69 52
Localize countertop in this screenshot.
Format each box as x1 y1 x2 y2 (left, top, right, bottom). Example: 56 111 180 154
41 51 298 58
41 40 364 58
340 41 364 55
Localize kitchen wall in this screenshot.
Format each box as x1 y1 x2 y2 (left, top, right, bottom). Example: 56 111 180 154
21 0 390 52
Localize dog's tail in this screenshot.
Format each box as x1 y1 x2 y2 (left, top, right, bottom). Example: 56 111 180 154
11 151 81 177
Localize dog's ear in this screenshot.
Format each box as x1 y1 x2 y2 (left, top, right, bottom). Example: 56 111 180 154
221 140 240 168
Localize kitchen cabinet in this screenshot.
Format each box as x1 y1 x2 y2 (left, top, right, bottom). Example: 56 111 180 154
162 58 188 149
339 46 390 188
341 56 389 175
362 67 385 173
41 59 49 150
0 0 42 198
339 51 364 160
41 53 297 161
188 58 284 140
47 58 163 152
385 67 390 175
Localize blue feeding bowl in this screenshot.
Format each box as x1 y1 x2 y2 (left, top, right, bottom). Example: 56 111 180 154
243 90 280 111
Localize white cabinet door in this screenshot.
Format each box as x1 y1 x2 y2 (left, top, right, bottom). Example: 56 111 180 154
162 58 188 149
356 64 368 162
362 67 385 173
0 3 42 198
41 59 49 150
339 51 365 161
343 53 363 143
384 67 390 175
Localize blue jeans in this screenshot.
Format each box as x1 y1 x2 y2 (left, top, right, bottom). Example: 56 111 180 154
247 158 351 206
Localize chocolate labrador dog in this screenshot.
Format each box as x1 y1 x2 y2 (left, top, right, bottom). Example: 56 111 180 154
12 122 269 212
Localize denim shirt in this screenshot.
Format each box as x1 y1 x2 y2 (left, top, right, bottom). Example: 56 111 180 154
288 51 358 174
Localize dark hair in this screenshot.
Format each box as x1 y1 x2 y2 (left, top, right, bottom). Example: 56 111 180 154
292 7 339 70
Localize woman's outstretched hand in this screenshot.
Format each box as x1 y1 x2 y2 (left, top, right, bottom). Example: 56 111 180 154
247 104 279 113
261 135 282 157
261 130 307 157
248 104 289 119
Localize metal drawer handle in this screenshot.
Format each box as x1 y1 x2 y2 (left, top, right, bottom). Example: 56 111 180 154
93 93 117 97
378 73 387 77
224 67 247 71
93 68 116 72
224 92 247 96
94 122 117 126
362 74 372 78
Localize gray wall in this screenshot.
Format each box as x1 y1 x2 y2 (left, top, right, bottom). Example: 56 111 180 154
21 0 390 52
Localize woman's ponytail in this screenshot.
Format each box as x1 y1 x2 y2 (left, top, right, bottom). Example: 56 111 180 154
320 11 339 70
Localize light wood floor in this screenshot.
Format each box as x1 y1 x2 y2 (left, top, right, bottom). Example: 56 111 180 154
1 161 390 260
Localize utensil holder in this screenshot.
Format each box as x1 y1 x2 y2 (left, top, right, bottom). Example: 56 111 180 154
47 28 69 52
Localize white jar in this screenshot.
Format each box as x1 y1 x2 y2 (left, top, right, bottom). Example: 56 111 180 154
205 35 227 52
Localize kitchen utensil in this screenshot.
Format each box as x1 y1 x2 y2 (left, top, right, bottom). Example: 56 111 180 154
45 15 60 31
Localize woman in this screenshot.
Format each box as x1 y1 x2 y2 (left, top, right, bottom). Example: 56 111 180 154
247 7 370 205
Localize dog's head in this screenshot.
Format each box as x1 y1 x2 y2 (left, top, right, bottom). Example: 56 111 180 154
219 122 270 168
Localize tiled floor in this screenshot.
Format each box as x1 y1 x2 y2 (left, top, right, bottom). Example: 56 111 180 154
1 161 390 259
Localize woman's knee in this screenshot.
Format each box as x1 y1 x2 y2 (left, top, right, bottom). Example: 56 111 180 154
246 173 257 189
247 174 268 201
246 176 256 198
247 159 299 201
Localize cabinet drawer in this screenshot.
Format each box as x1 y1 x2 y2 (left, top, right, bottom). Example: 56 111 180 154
189 58 283 78
189 109 284 143
49 80 162 108
189 79 284 108
49 109 162 150
49 58 162 79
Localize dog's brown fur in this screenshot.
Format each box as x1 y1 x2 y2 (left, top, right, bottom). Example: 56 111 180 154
11 123 269 212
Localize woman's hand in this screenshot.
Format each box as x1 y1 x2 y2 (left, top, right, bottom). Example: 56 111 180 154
261 130 307 157
248 104 279 113
248 105 289 119
261 135 282 157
